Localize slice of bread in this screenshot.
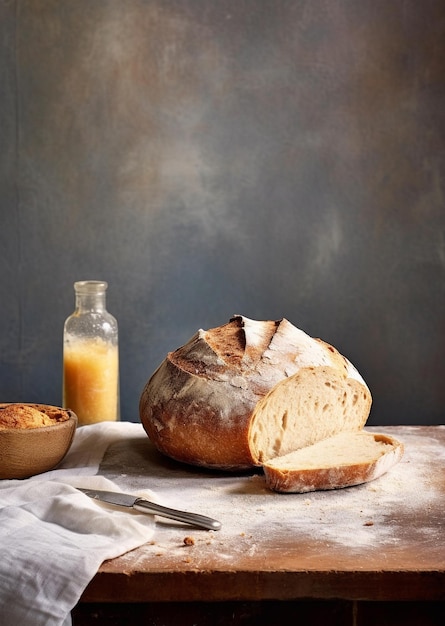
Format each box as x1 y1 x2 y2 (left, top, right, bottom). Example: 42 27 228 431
263 431 404 493
248 365 371 464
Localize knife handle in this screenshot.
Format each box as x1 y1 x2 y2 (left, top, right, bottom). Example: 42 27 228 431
133 498 222 531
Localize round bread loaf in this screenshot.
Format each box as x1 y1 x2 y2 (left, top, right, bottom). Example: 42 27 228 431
139 315 373 471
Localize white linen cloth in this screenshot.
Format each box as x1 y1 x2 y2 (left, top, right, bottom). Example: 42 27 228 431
0 422 155 626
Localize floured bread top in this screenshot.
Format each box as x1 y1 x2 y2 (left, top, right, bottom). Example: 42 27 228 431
171 316 367 389
0 404 71 430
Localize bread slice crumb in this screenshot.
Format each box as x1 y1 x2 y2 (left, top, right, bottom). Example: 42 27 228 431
263 431 404 493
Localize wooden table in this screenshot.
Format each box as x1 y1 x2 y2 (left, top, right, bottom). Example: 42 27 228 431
74 426 445 625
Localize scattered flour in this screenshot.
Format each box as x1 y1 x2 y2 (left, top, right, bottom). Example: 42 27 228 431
99 425 444 565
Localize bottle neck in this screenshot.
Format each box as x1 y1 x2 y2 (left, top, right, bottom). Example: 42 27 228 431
75 292 106 313
74 281 108 314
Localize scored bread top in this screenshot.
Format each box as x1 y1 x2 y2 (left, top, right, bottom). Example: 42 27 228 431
171 316 367 390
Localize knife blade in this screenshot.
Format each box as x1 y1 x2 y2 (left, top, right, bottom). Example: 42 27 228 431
77 487 221 531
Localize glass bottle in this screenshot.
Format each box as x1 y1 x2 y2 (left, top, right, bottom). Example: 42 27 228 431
63 280 120 426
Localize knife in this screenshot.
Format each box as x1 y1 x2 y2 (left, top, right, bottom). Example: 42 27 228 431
77 487 222 531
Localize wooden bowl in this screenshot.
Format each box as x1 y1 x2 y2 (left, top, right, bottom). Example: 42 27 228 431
0 403 77 479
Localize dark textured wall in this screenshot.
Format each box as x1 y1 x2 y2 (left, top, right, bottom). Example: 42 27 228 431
1 0 444 425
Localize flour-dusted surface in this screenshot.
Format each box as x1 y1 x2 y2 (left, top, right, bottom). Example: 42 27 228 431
94 425 445 579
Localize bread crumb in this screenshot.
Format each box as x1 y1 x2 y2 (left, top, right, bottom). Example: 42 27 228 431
363 521 374 526
183 536 195 546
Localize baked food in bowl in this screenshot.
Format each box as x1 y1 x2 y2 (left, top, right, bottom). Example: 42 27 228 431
0 403 77 479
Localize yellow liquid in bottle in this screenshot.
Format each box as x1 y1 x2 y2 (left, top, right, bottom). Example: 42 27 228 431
63 337 119 425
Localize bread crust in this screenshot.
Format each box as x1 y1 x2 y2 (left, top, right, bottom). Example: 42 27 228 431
140 355 256 469
263 432 404 493
139 316 372 471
